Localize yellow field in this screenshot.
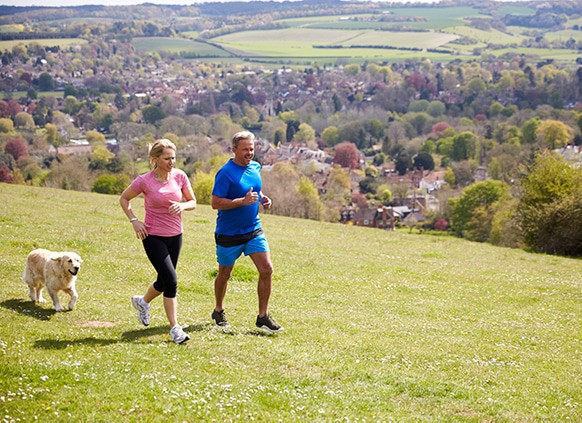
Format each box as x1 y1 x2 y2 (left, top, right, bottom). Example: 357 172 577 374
213 27 458 60
442 26 526 45
0 38 87 50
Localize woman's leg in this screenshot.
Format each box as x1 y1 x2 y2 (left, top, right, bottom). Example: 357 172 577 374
142 235 181 326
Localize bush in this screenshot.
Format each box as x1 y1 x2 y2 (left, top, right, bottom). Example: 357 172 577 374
517 151 582 256
92 174 130 195
450 180 509 241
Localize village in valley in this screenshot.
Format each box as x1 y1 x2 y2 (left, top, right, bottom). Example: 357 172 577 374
0 0 581 253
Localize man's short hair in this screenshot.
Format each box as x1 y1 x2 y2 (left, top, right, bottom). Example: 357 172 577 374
232 131 255 148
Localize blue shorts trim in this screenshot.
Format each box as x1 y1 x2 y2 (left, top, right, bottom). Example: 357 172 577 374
216 234 269 266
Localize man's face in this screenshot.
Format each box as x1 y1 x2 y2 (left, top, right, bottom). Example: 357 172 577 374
232 138 255 166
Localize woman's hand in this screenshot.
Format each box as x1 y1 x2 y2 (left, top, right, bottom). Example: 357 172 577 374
168 200 183 215
132 220 148 240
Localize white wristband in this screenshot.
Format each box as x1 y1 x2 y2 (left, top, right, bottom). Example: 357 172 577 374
129 217 138 222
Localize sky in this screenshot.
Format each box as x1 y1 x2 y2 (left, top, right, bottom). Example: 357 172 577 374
0 0 446 7
0 0 531 6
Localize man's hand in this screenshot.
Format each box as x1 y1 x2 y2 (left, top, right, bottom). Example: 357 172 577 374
243 187 259 205
261 195 272 209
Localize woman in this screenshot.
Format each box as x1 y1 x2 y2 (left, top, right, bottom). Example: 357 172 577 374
120 139 196 344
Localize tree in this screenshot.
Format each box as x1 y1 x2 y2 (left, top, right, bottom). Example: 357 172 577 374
413 152 435 171
37 72 55 91
426 100 446 117
465 77 486 97
450 180 509 241
0 118 14 133
404 112 431 136
5 138 28 160
517 151 582 256
376 183 392 205
285 119 300 142
296 176 323 220
322 126 340 147
92 174 130 195
294 123 316 146
86 130 107 146
521 117 540 144
536 119 572 149
0 165 12 183
13 112 34 128
395 150 411 175
325 165 352 202
262 162 302 217
142 105 166 125
451 132 477 162
90 146 115 170
192 172 214 205
44 156 93 191
333 142 359 169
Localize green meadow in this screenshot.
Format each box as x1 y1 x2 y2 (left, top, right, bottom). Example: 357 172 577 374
200 5 582 65
1 183 580 421
5 91 63 100
131 37 230 57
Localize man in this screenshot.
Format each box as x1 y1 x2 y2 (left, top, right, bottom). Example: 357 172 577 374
211 131 283 333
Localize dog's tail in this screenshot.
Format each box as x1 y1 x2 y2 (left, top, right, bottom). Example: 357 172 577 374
22 257 32 284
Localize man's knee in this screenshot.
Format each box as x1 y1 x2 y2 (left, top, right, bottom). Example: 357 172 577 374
257 262 273 277
217 265 233 281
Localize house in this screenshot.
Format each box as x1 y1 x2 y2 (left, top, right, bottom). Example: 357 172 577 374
49 144 92 156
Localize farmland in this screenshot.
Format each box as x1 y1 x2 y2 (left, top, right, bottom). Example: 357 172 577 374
197 5 579 65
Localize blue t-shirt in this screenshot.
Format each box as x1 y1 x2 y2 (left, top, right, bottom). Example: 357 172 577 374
212 159 263 236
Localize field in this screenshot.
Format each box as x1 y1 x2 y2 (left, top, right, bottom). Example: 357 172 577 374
5 91 63 100
199 5 581 65
131 37 230 57
0 183 580 421
0 38 87 51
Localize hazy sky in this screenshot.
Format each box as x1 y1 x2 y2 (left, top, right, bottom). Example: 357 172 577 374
1 0 446 7
0 0 530 7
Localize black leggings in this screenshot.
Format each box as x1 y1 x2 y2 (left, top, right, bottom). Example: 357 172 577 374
142 234 182 298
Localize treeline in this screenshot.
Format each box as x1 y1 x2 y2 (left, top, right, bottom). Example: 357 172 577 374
0 31 82 41
313 45 453 54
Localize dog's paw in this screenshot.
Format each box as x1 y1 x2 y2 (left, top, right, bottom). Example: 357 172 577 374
54 305 64 312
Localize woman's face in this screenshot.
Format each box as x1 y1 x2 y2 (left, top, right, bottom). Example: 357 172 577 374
156 148 176 172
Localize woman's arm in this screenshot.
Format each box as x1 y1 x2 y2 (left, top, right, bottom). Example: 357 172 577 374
120 186 148 240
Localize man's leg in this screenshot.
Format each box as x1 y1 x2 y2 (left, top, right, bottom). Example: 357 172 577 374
214 264 233 312
249 252 273 317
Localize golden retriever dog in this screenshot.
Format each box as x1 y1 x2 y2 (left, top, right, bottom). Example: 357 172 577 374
22 248 82 311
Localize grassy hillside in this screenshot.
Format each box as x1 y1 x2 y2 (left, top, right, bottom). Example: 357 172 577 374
131 37 230 57
0 183 580 421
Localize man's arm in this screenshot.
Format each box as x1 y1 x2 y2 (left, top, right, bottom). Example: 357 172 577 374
212 188 259 210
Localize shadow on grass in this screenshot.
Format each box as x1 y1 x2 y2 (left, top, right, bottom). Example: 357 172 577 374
34 337 119 350
247 329 281 337
32 323 212 350
0 298 57 321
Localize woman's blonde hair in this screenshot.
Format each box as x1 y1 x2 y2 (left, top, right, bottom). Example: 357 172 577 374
148 139 176 169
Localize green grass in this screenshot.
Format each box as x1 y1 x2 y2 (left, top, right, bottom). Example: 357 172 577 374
131 37 230 57
1 183 580 421
5 91 63 100
212 27 457 63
